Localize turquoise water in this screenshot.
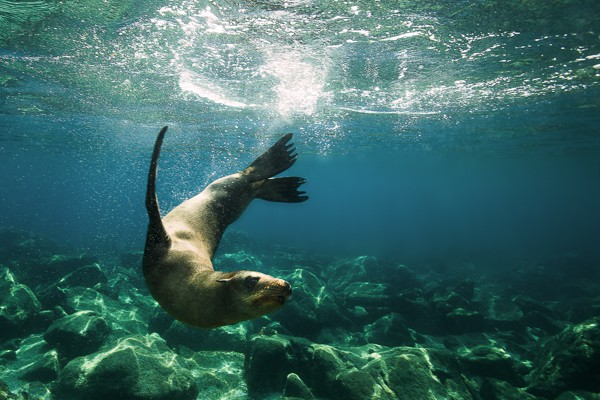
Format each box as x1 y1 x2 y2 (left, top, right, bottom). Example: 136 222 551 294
1 1 600 399
1 0 599 264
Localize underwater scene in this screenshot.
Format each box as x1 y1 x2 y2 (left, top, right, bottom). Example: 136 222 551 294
1 0 600 399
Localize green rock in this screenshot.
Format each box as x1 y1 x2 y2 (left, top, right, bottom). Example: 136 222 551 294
44 310 111 361
555 391 600 400
529 316 600 397
41 254 99 283
342 281 391 306
333 369 383 400
17 382 52 400
458 345 525 386
283 373 315 399
245 335 295 397
19 349 60 382
0 380 17 400
162 320 249 353
364 313 415 347
364 348 450 400
189 351 246 399
54 334 198 400
0 267 42 341
277 268 345 337
56 264 108 289
479 379 537 400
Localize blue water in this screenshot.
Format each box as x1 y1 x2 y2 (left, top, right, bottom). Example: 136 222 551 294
1 0 600 267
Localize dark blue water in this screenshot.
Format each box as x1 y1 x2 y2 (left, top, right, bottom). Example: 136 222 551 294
2 105 599 267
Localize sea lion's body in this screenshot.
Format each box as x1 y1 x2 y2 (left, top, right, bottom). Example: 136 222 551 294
143 127 307 328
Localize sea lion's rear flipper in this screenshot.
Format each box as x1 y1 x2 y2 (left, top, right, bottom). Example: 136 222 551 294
144 126 171 255
256 177 309 203
243 133 297 181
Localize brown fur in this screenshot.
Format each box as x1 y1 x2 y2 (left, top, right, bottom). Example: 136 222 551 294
143 128 307 328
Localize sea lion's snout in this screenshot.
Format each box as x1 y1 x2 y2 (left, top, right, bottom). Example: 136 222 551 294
276 280 292 304
264 278 291 306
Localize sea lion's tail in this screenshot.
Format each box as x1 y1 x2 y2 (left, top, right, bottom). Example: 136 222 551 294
144 126 171 254
245 134 308 203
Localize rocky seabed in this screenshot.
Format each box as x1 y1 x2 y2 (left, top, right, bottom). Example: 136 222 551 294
0 230 599 400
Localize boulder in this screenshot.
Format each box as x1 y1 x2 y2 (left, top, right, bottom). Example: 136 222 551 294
342 281 391 307
458 345 525 386
55 263 108 289
483 294 525 331
54 334 198 400
56 286 152 335
330 368 384 400
38 254 99 284
364 313 415 347
327 257 419 291
522 310 565 335
18 349 60 382
554 391 600 400
361 348 451 400
479 379 538 400
283 373 315 399
0 380 17 400
162 320 249 353
44 310 111 361
276 269 346 337
16 382 52 400
0 267 42 341
189 351 246 399
245 335 296 397
528 316 600 397
244 334 474 400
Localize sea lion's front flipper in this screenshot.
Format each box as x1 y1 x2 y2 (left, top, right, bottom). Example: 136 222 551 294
144 126 171 255
256 177 308 203
243 133 297 181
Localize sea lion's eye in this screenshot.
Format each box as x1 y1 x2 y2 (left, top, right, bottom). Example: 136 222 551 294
244 276 260 289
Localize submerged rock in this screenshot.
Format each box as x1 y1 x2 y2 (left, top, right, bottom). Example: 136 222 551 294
528 316 600 397
364 313 415 347
0 267 43 342
55 263 108 289
18 349 60 382
554 391 600 400
0 380 17 400
0 334 56 397
54 334 198 400
245 335 298 397
4 229 599 400
44 310 111 362
244 334 473 400
483 293 525 331
283 373 315 400
458 345 525 386
479 379 537 400
189 351 246 399
32 254 100 286
277 268 346 337
161 319 249 353
327 257 420 292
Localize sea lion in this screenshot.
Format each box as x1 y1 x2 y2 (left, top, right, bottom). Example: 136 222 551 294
142 126 308 329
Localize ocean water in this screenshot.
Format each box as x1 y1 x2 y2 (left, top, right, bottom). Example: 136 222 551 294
1 0 600 399
2 0 599 264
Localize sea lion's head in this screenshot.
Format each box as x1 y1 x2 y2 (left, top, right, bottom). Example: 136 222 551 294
217 270 292 322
